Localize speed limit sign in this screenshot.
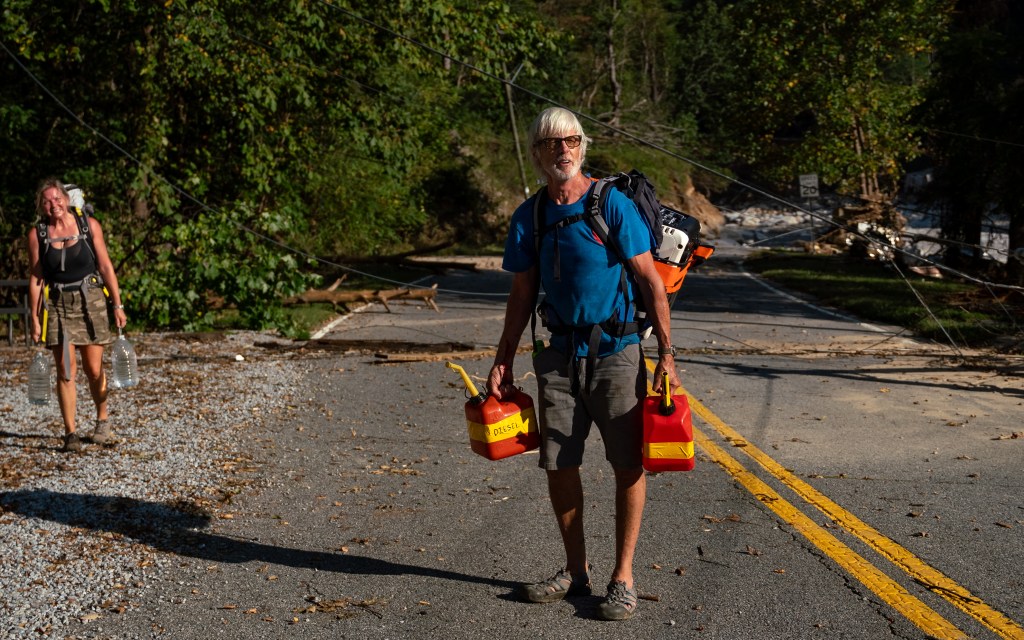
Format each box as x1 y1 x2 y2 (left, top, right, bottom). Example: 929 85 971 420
799 174 819 198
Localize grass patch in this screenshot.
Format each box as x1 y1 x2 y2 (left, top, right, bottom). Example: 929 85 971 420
744 251 1022 349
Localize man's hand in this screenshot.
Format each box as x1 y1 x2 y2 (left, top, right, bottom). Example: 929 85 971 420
488 362 515 400
651 355 681 395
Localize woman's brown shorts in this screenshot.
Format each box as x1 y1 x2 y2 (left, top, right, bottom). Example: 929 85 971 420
45 278 114 347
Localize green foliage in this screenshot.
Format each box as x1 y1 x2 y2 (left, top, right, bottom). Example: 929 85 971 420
667 0 743 153
129 203 320 331
2 0 1018 329
0 0 558 330
672 0 954 197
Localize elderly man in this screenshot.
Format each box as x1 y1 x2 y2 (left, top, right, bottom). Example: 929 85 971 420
487 107 679 621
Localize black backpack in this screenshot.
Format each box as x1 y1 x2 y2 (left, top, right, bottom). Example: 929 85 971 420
586 170 665 259
529 170 713 394
528 171 661 394
530 169 699 332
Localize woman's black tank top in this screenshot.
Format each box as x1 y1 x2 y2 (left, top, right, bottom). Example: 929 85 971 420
42 236 96 284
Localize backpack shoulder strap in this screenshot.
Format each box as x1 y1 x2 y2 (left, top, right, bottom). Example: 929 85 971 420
586 174 630 267
71 207 90 235
71 206 98 259
588 174 648 322
529 190 546 351
531 190 546 258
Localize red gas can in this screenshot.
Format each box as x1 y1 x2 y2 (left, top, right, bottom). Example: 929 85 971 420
642 372 694 472
447 362 539 461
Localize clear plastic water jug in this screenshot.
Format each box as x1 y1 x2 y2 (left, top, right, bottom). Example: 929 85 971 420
28 349 52 405
109 328 139 389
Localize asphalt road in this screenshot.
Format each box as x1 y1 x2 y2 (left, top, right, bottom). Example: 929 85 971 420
87 248 1023 640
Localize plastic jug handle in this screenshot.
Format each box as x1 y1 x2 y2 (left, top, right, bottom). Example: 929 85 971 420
40 285 49 344
659 371 676 416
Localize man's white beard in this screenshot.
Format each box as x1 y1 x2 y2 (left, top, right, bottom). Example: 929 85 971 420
550 156 581 182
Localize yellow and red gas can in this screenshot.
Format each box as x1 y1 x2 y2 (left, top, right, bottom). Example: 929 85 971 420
642 372 695 472
446 362 539 461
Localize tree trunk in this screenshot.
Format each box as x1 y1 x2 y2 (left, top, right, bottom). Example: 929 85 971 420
606 0 622 128
941 168 987 272
1004 184 1024 285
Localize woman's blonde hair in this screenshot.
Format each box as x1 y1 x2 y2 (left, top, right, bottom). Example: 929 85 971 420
35 177 69 219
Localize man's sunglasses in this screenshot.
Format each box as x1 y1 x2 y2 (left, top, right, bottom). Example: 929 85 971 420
535 135 583 151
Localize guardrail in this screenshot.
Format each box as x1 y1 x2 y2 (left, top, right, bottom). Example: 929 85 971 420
0 279 32 346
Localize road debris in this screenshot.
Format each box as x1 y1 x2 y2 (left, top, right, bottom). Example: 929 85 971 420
285 284 439 312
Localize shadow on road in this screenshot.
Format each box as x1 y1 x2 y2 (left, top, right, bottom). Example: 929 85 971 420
0 488 518 590
687 356 1024 399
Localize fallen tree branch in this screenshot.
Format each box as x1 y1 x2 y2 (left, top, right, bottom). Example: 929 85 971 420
371 344 533 364
284 284 439 312
399 258 479 272
254 337 478 353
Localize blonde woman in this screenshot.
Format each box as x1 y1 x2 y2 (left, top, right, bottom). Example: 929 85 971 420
27 178 127 452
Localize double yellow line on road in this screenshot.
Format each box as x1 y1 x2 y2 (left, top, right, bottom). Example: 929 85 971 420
646 361 1024 640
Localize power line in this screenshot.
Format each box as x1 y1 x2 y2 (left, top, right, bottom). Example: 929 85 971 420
4 7 1023 315
320 1 1024 294
928 128 1024 149
0 38 505 299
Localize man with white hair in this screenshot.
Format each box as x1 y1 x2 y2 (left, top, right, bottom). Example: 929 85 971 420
487 106 679 621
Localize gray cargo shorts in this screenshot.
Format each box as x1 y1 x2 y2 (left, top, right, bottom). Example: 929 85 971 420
533 343 646 470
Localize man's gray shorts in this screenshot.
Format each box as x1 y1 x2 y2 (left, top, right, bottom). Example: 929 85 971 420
534 343 646 470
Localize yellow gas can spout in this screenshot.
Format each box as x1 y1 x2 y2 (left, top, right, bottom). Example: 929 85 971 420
659 371 676 416
447 362 487 405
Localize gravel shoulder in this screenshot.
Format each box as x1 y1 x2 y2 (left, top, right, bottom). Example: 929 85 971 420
0 331 306 638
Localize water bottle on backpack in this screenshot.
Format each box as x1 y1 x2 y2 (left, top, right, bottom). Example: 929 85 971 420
109 328 139 389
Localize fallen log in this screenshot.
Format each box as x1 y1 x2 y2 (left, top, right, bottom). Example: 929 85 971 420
311 338 476 353
254 336 477 353
284 284 439 312
370 344 533 364
371 349 498 363
399 258 479 272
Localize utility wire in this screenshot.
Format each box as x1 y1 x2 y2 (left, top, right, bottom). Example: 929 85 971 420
319 1 1024 295
927 128 1024 149
0 38 506 298
889 260 965 361
5 5 1023 317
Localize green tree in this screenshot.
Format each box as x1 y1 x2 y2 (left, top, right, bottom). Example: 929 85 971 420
674 0 954 199
923 0 1024 283
0 0 558 329
532 0 694 150
667 0 743 166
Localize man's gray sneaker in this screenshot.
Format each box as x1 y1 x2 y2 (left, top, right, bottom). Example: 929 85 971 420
597 580 638 620
519 568 592 603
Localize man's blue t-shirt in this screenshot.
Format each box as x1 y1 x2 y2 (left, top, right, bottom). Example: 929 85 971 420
503 183 656 358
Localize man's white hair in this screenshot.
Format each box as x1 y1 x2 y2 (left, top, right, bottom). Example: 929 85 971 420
527 107 591 181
